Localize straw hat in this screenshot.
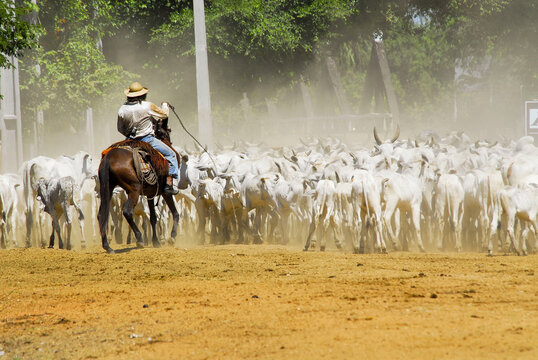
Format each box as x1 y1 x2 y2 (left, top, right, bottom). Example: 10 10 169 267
124 81 148 97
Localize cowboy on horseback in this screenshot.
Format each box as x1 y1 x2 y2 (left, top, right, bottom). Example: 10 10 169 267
117 81 179 195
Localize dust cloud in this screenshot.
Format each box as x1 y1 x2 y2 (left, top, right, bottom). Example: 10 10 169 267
24 20 533 161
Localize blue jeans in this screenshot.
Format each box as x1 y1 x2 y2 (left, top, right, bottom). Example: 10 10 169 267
138 134 178 178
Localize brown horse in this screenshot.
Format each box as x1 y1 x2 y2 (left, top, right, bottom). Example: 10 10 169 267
97 118 182 253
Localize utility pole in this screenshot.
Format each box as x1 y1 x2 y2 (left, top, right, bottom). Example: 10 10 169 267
193 0 212 148
0 56 23 173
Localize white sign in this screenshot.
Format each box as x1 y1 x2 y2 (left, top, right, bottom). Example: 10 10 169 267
530 109 538 129
525 101 538 135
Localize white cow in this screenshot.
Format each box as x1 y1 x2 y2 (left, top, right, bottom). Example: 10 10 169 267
0 174 22 248
303 179 343 252
497 186 538 256
434 173 464 252
36 176 85 250
350 169 386 253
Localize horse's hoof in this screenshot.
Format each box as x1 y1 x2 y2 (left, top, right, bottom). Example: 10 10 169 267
48 245 54 249
320 246 326 252
136 241 144 249
153 241 161 248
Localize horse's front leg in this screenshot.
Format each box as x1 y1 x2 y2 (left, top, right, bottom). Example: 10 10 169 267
163 195 179 243
147 199 160 248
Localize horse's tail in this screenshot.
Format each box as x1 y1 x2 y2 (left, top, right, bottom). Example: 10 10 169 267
97 154 113 239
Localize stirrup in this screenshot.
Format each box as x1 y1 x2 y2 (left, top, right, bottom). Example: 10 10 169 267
164 184 179 195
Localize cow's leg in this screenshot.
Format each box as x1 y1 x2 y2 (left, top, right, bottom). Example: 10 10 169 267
330 217 343 250
48 220 55 248
252 209 263 244
278 210 290 245
455 203 464 253
0 220 6 249
411 205 425 252
505 214 520 256
147 199 161 248
71 199 86 249
25 208 33 247
435 211 444 251
196 200 207 245
52 215 63 249
374 214 386 254
63 207 73 251
303 212 317 251
122 191 144 248
268 210 280 244
352 203 362 253
383 199 398 250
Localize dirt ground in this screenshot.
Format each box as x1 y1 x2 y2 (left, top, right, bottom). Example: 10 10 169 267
0 244 536 360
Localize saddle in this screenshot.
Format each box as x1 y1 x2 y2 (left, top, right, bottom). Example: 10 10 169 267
102 139 169 186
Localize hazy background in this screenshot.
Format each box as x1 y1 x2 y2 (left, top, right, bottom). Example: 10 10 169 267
16 0 538 160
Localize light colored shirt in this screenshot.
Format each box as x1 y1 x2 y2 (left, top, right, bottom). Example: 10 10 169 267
117 100 169 139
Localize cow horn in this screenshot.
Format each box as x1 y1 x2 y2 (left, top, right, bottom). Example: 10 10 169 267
390 124 400 143
373 127 383 145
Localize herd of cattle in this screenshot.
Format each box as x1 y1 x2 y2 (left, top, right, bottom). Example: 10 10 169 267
1 129 537 255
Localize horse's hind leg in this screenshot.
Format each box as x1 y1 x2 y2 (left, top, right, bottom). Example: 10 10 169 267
123 191 144 248
148 199 161 248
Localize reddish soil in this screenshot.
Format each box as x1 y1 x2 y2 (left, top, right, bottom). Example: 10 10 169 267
0 245 537 359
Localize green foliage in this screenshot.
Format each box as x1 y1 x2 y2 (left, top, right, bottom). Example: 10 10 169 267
150 0 358 103
13 0 538 139
20 0 131 118
0 0 41 69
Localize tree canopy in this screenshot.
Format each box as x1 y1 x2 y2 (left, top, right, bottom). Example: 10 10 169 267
11 0 538 141
0 0 40 68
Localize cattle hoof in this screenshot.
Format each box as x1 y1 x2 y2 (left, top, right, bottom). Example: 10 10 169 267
486 251 493 257
303 247 309 252
353 247 360 254
48 245 54 249
136 241 144 249
381 248 388 254
320 246 325 252
152 241 161 248
106 248 115 254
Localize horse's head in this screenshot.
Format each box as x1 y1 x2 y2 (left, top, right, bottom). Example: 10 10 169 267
153 117 172 144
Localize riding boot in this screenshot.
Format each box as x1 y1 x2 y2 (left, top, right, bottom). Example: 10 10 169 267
164 176 179 195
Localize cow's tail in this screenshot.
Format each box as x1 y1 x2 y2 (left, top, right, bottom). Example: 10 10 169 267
97 155 113 239
72 183 85 222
